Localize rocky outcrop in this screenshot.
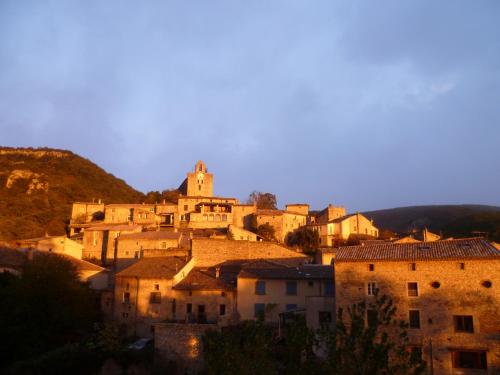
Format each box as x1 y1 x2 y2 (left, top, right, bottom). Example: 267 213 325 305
5 169 49 194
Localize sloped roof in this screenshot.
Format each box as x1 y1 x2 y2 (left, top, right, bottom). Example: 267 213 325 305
119 231 181 241
334 238 500 262
117 256 188 278
173 268 233 291
328 213 356 224
86 224 142 231
256 209 284 216
239 264 333 280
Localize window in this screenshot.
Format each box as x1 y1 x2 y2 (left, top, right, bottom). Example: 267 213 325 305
408 263 416 271
452 351 487 369
409 310 420 329
154 283 160 291
222 214 227 222
407 282 418 297
286 304 297 311
161 242 167 249
454 315 474 333
255 281 266 295
308 281 314 287
286 281 297 295
458 262 465 270
123 292 130 304
367 282 377 296
368 264 375 272
122 312 129 318
481 280 492 288
186 303 192 314
219 304 226 316
183 205 188 211
430 281 441 289
319 311 332 326
150 292 161 304
254 303 265 319
324 280 334 297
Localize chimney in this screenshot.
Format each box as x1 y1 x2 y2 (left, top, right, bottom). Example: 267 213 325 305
98 198 102 204
215 267 220 279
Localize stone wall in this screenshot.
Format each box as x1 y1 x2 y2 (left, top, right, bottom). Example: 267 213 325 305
190 239 307 267
154 323 218 374
335 258 500 374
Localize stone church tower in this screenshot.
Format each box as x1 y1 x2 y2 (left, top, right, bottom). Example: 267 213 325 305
180 160 214 197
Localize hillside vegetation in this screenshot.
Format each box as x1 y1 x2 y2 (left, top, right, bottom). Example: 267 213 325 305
364 205 500 242
0 147 144 240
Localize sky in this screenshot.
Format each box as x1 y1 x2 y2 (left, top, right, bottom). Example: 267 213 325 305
1 0 499 211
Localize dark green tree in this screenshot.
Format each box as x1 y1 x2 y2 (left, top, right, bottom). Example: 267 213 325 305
323 292 426 375
0 253 99 367
286 227 320 253
203 321 278 375
247 191 278 210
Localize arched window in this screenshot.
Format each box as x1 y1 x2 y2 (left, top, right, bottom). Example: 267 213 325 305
203 214 208 221
222 214 227 222
209 214 214 222
215 214 221 222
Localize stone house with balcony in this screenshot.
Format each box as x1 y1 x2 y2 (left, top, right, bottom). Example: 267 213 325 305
333 237 500 374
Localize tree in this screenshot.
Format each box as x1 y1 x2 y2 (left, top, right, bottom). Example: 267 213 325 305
256 223 276 241
247 191 278 210
323 291 426 375
286 227 320 253
203 321 278 375
0 253 99 367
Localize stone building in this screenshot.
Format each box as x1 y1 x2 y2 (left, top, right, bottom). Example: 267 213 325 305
309 212 379 246
114 256 194 337
333 238 500 374
254 209 308 242
82 223 142 264
178 160 214 197
15 235 84 259
237 263 335 330
116 230 184 260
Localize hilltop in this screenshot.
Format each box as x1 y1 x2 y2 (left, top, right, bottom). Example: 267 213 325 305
0 147 144 240
364 205 500 242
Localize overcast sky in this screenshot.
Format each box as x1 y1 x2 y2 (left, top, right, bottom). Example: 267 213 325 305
1 1 499 211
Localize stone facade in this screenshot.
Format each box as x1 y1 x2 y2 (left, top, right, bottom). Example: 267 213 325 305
190 238 308 267
335 255 500 374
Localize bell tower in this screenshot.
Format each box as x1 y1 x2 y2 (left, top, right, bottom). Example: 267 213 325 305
186 160 214 197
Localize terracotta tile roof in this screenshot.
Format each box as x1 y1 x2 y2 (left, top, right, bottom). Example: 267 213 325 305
328 213 356 224
239 264 333 280
86 224 142 231
283 211 307 217
256 209 284 216
42 252 105 272
173 268 233 291
106 204 154 208
118 231 182 241
333 238 500 262
117 256 189 279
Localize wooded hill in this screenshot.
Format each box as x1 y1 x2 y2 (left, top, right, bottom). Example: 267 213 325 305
364 205 500 242
0 147 144 240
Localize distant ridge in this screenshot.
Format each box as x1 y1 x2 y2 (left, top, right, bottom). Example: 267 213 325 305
364 204 500 242
0 147 144 240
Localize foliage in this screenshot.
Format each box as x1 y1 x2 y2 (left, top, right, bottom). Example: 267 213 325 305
323 292 427 375
144 188 181 204
286 227 320 253
0 147 145 240
203 318 319 375
0 253 99 368
257 223 277 241
247 191 278 210
203 321 279 375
